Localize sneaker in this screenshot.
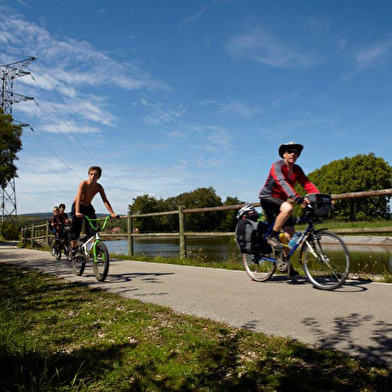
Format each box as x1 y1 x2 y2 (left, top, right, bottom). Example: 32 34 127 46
266 235 284 250
288 266 300 278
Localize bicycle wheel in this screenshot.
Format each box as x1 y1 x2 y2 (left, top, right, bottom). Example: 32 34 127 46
243 251 276 282
71 254 86 276
50 243 56 257
54 247 61 260
93 242 109 282
301 230 350 290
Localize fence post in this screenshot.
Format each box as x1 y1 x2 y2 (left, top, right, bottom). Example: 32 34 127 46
45 221 50 246
127 209 134 256
20 227 23 244
178 205 187 258
31 224 35 247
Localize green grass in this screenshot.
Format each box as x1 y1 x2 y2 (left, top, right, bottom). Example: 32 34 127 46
1 263 391 391
296 219 392 232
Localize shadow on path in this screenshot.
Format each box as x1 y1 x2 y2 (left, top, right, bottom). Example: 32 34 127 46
302 313 392 365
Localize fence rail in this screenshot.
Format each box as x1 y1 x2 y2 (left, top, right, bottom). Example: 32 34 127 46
20 189 392 257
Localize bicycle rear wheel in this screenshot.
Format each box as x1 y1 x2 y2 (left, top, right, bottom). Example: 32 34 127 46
301 231 350 290
243 252 276 282
93 242 109 282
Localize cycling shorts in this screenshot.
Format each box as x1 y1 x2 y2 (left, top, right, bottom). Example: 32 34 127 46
259 197 295 228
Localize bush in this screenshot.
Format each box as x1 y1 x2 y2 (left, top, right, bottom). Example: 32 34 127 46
0 221 20 240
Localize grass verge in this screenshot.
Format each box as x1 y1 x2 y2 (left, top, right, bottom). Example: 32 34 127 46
1 263 391 391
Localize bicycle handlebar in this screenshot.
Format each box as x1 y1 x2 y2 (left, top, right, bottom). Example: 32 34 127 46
83 215 119 231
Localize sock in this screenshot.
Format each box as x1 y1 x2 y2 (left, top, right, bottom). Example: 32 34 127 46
271 230 280 238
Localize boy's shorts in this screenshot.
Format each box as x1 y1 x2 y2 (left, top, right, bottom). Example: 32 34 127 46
70 203 97 240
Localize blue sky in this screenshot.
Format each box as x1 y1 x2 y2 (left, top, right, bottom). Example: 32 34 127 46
2 0 392 214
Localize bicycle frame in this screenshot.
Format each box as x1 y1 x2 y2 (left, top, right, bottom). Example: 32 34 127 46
261 209 321 264
79 216 110 262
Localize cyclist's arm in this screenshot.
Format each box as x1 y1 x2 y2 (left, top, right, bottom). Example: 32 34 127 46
295 167 320 207
74 181 86 218
99 185 116 218
296 167 319 194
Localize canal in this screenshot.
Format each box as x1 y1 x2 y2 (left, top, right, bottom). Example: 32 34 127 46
106 237 392 274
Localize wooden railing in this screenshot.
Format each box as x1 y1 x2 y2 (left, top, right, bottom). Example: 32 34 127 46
21 189 392 257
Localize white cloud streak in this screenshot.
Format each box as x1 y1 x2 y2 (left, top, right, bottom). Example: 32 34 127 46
226 27 322 69
136 98 187 125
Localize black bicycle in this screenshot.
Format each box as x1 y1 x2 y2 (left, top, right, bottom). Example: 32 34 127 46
50 225 71 261
241 194 350 290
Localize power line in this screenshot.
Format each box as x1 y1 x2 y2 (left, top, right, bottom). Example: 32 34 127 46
32 60 136 199
17 160 74 198
17 104 130 207
33 99 90 167
23 147 77 189
27 124 83 181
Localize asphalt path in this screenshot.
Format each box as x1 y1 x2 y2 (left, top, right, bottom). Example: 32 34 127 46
1 242 391 366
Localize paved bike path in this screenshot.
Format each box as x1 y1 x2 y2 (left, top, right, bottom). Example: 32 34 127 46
1 243 391 366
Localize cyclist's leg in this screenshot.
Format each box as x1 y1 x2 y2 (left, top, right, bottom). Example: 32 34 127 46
273 201 293 232
82 204 97 239
70 202 82 252
282 223 299 277
260 197 292 249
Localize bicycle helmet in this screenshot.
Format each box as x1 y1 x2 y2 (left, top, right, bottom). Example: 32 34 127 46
236 203 259 221
278 142 304 158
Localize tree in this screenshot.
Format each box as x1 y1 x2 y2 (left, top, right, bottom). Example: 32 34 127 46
167 187 223 232
130 194 168 232
308 153 392 221
0 108 23 189
219 196 244 232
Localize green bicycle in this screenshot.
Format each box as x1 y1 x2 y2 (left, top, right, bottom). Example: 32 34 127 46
71 215 113 282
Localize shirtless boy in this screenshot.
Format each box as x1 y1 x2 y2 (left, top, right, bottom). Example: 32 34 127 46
69 166 116 258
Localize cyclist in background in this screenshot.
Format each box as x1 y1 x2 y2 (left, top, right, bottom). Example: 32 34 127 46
49 206 61 235
57 203 70 252
69 166 116 259
58 203 69 225
49 206 62 246
259 142 320 274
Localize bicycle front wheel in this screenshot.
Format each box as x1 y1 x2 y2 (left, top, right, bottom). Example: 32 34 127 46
93 242 109 282
243 252 276 282
301 231 350 290
71 255 86 276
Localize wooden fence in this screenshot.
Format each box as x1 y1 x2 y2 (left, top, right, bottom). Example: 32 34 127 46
20 189 392 257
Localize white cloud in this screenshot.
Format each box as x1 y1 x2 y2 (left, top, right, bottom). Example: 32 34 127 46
0 13 170 93
178 2 214 26
136 98 186 125
355 40 392 67
198 98 263 119
15 0 31 8
226 27 321 69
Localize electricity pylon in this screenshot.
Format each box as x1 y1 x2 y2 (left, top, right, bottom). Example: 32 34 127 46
1 57 36 222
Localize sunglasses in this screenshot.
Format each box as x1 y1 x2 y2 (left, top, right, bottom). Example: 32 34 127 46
286 149 298 154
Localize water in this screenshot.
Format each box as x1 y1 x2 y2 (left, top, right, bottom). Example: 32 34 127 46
106 237 392 274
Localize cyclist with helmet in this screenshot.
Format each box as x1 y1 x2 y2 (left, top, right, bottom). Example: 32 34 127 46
259 142 320 275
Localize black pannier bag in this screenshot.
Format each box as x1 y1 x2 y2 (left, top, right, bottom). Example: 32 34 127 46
235 218 272 255
307 193 332 217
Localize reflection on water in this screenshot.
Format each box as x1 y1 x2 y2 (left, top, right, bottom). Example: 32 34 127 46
106 237 392 274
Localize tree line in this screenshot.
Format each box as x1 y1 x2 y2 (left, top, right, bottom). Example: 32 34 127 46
126 188 242 233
